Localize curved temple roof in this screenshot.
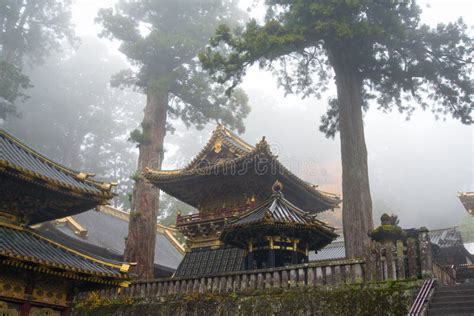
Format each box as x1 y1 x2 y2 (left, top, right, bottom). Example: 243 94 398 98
0 222 129 285
144 124 341 212
221 185 338 250
1 129 116 224
41 206 184 273
0 129 115 197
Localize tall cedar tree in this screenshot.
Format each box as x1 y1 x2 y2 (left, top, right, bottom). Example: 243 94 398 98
200 0 473 258
0 0 75 119
97 0 249 279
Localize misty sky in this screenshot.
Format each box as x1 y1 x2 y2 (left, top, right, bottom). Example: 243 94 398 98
70 0 473 230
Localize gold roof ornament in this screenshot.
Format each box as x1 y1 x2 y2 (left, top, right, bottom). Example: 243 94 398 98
143 124 341 213
272 180 284 193
213 140 223 153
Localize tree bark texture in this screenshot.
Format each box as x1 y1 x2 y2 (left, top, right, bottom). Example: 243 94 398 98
333 61 374 259
124 89 167 279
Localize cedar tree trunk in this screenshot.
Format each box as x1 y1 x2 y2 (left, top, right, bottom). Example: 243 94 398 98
333 59 374 258
124 89 167 279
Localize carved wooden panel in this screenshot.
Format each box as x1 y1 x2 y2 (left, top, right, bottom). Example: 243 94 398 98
0 301 20 316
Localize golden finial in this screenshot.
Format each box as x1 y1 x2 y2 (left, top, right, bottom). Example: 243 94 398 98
213 140 223 153
272 180 283 193
256 136 268 149
76 172 95 180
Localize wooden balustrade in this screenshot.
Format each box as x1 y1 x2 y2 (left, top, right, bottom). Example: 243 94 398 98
76 259 366 301
432 262 456 285
76 226 448 302
176 203 256 225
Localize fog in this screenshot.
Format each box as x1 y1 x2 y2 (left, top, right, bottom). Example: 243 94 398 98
2 0 473 231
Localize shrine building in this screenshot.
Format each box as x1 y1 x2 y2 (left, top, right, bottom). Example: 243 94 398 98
0 129 130 316
144 124 341 277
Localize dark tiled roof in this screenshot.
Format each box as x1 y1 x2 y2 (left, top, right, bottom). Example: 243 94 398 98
144 125 341 213
175 247 245 278
0 223 126 279
230 191 319 226
429 227 463 248
310 238 345 261
50 210 183 269
0 129 113 196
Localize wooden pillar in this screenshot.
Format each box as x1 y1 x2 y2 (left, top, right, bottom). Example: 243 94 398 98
20 303 31 316
268 237 275 268
291 239 299 264
247 240 255 269
304 243 309 263
62 307 72 316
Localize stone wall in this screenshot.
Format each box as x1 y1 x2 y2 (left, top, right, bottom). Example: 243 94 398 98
74 280 421 316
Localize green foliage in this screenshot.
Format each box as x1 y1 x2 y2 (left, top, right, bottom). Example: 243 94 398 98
0 0 76 118
96 0 251 133
200 0 474 134
75 280 421 316
0 61 31 119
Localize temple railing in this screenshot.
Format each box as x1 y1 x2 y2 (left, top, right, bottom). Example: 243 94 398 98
176 203 255 226
432 262 456 285
77 259 366 301
76 224 447 301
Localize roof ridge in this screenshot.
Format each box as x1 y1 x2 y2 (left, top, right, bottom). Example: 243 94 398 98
182 124 254 170
0 128 114 190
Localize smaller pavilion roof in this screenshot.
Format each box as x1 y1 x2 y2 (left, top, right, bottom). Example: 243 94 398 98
231 184 332 228
0 222 129 285
221 182 337 250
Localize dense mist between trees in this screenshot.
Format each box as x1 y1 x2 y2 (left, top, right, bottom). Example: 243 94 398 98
1 0 472 234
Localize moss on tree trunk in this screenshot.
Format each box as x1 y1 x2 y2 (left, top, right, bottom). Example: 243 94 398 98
124 89 168 279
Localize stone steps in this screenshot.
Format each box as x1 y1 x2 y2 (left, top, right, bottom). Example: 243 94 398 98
428 284 474 316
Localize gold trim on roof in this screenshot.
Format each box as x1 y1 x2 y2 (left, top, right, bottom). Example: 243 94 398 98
0 221 127 275
0 129 115 198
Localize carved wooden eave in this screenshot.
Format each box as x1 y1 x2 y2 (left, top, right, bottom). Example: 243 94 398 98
144 125 341 213
220 186 338 251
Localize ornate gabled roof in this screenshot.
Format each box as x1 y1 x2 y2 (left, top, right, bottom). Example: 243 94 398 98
0 222 129 285
221 183 338 250
144 125 341 212
184 124 254 170
0 129 115 198
459 192 474 215
227 185 336 232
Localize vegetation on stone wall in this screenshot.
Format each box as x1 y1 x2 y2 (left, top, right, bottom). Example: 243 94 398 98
75 280 421 316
